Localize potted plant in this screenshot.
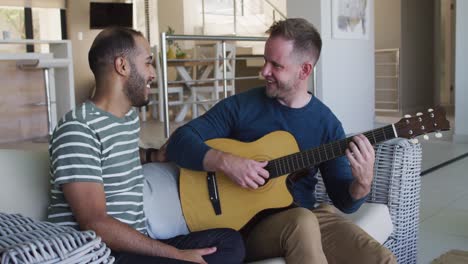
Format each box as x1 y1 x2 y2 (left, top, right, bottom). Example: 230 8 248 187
166 26 187 59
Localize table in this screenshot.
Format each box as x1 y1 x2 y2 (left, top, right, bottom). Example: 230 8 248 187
164 60 215 122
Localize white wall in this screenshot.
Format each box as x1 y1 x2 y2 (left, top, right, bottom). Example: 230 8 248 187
454 0 468 142
268 0 287 15
67 0 103 105
158 0 202 35
183 0 203 35
286 0 321 100
158 0 184 35
288 0 375 134
286 1 321 36
149 0 160 46
67 0 159 105
157 0 201 50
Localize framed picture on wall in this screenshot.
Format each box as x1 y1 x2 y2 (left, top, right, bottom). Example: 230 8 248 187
331 0 369 39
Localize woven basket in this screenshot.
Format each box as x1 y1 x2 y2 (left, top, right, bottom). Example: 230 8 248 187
315 138 422 264
0 213 114 264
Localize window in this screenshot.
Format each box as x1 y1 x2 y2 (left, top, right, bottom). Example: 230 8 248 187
0 4 64 53
32 7 62 52
0 6 26 53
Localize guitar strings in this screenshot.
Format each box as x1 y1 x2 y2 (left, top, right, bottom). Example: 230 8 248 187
267 125 396 178
273 113 442 176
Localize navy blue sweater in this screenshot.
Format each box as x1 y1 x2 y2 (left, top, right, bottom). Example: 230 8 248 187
167 87 365 213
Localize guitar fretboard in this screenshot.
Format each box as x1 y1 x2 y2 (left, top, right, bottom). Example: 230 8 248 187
265 125 396 178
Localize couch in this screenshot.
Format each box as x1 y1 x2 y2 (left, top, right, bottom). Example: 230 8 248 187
0 150 114 263
0 138 422 263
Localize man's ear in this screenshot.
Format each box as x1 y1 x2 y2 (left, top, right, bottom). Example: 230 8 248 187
299 62 313 80
114 56 129 77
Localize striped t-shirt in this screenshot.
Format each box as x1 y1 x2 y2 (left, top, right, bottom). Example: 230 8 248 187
47 101 146 233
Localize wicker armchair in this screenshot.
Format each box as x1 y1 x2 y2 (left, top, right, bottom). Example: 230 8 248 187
0 213 114 264
315 138 422 264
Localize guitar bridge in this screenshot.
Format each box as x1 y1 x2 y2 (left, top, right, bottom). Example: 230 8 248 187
207 172 222 215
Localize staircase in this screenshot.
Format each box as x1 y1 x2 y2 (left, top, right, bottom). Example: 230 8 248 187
375 49 400 114
202 0 286 54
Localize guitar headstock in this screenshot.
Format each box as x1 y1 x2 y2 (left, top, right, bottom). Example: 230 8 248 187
394 107 450 140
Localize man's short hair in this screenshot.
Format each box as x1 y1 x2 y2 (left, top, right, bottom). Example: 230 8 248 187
88 27 144 78
266 18 322 63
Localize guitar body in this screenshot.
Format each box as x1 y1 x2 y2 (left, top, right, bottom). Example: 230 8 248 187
180 131 298 231
179 107 450 232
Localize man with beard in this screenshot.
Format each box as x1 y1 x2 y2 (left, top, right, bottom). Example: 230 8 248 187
165 19 396 263
47 27 245 264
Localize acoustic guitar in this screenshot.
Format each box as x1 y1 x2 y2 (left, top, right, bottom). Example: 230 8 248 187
179 107 450 232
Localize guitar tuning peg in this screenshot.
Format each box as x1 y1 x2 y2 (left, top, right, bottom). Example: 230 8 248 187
404 114 411 118
423 134 429 140
410 138 419 144
416 112 423 116
428 108 434 112
435 132 443 138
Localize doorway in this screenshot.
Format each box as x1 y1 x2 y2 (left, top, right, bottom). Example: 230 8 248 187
374 0 455 130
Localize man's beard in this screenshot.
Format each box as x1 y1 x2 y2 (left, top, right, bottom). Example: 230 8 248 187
124 61 149 108
265 79 295 99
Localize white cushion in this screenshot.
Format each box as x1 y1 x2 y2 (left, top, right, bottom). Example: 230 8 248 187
341 203 393 244
143 162 189 239
0 150 50 221
247 258 286 264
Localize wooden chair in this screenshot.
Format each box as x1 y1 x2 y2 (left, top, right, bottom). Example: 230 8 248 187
190 42 236 118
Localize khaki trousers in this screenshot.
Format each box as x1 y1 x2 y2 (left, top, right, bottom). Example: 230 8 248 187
244 204 397 264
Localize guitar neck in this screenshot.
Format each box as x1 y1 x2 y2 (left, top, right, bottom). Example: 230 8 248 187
266 124 397 178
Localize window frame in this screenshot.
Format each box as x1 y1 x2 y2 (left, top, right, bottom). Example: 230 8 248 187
0 5 67 52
